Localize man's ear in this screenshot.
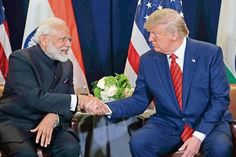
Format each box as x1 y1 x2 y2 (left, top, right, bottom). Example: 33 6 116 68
39 35 47 47
171 31 179 41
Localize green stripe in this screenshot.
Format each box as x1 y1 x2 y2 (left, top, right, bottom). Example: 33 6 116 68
226 67 236 84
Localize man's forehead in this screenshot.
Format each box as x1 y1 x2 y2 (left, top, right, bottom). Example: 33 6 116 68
147 24 167 32
51 26 70 35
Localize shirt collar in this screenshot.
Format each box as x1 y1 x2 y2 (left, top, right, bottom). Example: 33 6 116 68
167 37 186 61
36 44 58 68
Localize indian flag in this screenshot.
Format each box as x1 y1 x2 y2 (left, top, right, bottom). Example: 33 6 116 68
217 0 236 83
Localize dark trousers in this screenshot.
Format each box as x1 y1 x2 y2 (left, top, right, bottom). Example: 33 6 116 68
0 127 80 157
129 121 233 157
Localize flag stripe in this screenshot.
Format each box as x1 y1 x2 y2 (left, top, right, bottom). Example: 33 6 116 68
0 1 12 83
22 0 54 47
125 21 150 86
127 43 140 74
217 0 236 83
0 24 11 59
130 22 150 56
124 61 137 87
0 43 8 79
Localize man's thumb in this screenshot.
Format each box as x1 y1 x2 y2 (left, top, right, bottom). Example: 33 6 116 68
30 127 38 132
178 142 187 151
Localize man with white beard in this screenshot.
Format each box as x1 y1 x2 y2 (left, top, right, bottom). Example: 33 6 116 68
0 17 108 157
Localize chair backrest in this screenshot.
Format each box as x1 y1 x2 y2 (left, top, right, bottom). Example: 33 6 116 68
230 84 236 119
0 84 4 97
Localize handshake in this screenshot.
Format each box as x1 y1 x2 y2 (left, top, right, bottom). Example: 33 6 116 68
77 95 111 115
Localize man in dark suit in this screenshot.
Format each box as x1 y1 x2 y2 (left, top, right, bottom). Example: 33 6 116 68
0 17 108 157
94 9 233 157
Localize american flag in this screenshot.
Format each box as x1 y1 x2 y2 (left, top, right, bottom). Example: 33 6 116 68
0 0 12 84
124 0 183 87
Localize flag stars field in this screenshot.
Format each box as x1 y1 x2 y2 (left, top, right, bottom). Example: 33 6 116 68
146 2 152 9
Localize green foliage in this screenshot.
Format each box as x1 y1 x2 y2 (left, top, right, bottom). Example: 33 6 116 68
92 73 133 102
93 88 101 99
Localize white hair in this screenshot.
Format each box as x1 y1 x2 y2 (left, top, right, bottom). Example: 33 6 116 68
33 17 67 43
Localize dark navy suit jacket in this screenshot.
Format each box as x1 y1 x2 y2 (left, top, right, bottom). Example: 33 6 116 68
108 38 232 136
0 45 75 142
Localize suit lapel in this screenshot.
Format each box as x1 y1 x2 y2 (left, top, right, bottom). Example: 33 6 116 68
155 53 180 111
182 38 199 111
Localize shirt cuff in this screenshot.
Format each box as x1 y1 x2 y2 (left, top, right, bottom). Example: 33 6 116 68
70 95 77 111
54 114 60 128
106 105 112 118
193 131 206 142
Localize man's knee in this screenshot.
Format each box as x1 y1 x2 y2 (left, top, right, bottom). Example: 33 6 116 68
62 142 80 156
208 143 233 157
129 134 147 152
51 140 80 157
3 142 37 157
202 138 233 157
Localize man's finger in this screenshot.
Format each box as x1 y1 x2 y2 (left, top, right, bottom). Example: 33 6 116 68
45 129 52 146
35 128 42 144
40 130 47 147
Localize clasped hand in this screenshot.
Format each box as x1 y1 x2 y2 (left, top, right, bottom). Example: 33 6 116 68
78 95 110 115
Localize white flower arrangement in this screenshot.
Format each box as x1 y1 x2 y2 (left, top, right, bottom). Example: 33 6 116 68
92 74 134 102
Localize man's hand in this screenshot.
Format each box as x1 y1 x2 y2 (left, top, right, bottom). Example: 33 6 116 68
179 136 202 157
30 113 58 147
78 95 110 115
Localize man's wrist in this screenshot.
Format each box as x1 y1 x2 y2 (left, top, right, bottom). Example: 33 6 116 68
193 131 206 142
54 114 60 128
76 95 79 111
77 95 85 111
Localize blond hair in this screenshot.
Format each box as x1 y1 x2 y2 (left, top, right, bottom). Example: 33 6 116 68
144 8 189 38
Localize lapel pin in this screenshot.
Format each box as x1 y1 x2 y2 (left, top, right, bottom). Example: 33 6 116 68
63 79 69 84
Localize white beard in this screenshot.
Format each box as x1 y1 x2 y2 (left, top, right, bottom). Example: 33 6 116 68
45 42 69 62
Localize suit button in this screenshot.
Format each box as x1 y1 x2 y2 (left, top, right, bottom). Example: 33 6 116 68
49 89 53 92
54 75 57 79
182 118 186 122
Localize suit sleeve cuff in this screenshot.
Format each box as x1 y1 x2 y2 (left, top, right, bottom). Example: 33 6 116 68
70 95 77 111
193 131 206 142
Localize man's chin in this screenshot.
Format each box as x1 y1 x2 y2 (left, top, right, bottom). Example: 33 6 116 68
59 58 69 62
154 48 161 52
56 55 69 62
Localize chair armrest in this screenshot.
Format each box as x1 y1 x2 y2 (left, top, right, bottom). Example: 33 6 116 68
231 120 236 142
71 116 79 134
231 120 236 156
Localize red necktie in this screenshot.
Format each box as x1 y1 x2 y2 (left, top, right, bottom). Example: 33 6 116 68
170 54 193 142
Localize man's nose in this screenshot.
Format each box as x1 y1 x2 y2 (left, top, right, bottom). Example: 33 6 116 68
148 35 153 42
65 39 72 47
